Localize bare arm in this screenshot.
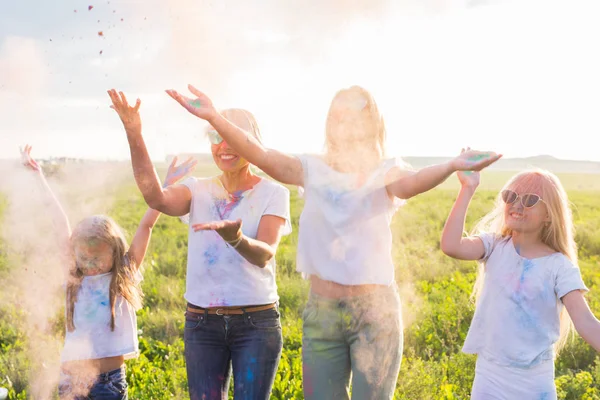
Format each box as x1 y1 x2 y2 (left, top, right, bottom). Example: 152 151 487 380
107 89 192 215
165 85 304 186
231 215 287 268
21 146 71 248
127 208 161 270
440 185 486 260
193 215 287 268
563 290 600 352
209 113 304 186
386 149 501 200
127 155 198 269
385 162 454 200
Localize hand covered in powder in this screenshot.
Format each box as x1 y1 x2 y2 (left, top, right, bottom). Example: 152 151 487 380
165 84 218 122
163 156 198 187
192 219 242 244
452 148 502 173
107 89 141 130
456 147 481 188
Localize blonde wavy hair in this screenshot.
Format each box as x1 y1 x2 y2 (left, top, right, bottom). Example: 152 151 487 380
67 215 143 332
471 168 577 355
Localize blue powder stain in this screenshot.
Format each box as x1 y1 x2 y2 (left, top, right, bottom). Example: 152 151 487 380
324 188 345 208
539 393 550 400
204 244 220 266
246 368 254 382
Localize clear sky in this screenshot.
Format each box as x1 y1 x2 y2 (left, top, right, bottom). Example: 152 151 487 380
1 0 599 161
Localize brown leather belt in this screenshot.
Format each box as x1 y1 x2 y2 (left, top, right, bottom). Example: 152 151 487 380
187 303 276 316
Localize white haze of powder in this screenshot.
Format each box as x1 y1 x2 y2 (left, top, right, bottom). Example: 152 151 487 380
0 159 132 399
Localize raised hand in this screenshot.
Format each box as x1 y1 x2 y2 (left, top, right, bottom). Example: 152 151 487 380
192 219 242 244
107 89 141 129
456 148 481 188
452 148 502 172
165 84 217 121
20 144 42 174
163 156 198 187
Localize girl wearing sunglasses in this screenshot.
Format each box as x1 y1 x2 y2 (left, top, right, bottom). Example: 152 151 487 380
441 158 600 399
107 90 292 400
164 84 500 399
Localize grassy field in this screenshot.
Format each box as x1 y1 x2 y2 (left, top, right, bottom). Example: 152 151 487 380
1 166 600 399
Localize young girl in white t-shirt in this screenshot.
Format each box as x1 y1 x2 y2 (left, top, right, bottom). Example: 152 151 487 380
20 145 195 400
441 155 600 399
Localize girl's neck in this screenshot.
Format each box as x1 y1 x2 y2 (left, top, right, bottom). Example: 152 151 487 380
219 166 259 194
511 230 554 257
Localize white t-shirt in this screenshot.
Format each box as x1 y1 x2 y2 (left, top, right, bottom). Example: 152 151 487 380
463 233 588 367
181 176 291 307
61 269 141 362
296 155 404 286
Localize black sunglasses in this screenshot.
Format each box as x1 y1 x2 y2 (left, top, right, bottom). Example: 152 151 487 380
501 189 543 208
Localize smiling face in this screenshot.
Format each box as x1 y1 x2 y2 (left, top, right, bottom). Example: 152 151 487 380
502 175 550 236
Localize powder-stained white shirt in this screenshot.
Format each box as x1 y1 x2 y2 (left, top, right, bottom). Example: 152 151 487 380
463 233 588 367
181 177 291 307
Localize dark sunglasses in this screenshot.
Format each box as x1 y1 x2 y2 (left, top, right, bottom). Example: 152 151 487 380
501 189 543 208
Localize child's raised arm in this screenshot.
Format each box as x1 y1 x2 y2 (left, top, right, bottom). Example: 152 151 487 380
440 150 486 261
126 156 197 269
20 145 71 251
562 290 600 352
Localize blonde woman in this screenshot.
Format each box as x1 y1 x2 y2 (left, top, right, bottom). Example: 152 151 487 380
108 90 292 400
165 84 500 399
20 145 195 399
441 160 600 399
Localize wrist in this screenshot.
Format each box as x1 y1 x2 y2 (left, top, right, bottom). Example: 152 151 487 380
226 234 244 249
447 159 458 174
205 110 220 125
460 184 477 195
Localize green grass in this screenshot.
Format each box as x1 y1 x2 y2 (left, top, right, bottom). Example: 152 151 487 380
1 169 600 399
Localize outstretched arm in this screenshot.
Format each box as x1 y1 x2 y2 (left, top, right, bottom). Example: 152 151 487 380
563 290 600 352
166 85 304 186
20 145 71 250
127 156 197 269
386 148 501 200
439 152 486 260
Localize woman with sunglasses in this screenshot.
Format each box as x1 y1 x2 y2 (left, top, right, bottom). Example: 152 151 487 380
441 160 600 399
164 84 500 399
107 90 292 400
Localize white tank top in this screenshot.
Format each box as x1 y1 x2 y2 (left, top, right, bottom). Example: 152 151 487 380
296 155 404 285
61 270 140 362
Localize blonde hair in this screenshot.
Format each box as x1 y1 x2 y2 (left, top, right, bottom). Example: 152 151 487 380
67 215 143 332
471 168 577 355
324 86 386 163
219 108 263 144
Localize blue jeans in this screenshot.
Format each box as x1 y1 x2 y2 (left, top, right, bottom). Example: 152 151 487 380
184 304 283 400
302 284 403 400
58 366 127 400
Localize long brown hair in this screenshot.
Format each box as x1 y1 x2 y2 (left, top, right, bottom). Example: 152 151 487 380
472 169 577 355
66 215 143 332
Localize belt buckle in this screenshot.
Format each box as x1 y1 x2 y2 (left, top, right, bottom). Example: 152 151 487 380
216 308 224 316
